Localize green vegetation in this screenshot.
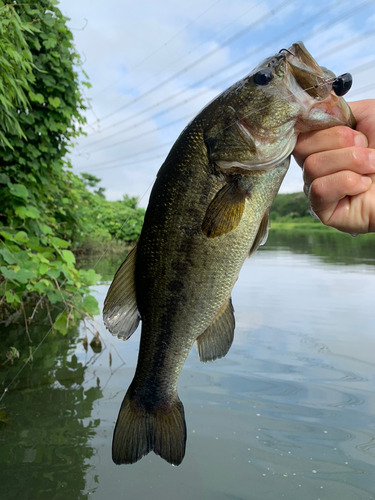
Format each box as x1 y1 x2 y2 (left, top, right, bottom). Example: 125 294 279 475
0 3 34 149
0 0 144 355
270 191 334 231
77 174 145 254
270 191 309 218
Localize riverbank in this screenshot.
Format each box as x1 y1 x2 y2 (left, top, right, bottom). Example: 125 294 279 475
270 216 375 238
271 217 331 231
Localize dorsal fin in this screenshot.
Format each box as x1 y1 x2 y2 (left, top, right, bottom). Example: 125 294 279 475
103 245 140 340
248 209 270 258
196 297 235 362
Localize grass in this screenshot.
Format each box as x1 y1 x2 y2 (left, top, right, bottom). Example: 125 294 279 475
270 216 334 231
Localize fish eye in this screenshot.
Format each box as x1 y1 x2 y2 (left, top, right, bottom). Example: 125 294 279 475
332 73 352 97
253 68 273 86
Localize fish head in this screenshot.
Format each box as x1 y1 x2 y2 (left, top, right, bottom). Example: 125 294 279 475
204 41 355 173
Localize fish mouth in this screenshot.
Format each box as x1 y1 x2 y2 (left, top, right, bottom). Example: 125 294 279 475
306 93 356 130
285 42 329 100
285 41 356 130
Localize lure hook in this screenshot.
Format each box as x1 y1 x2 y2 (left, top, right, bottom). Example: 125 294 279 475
279 48 295 56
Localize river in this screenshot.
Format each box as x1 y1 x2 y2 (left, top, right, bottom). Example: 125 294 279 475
1 229 375 500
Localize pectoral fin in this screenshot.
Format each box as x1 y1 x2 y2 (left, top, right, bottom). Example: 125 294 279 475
103 245 140 340
248 209 270 258
196 297 235 362
202 178 247 238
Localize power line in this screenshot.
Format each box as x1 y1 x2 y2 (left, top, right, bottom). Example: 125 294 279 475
78 24 375 157
89 0 295 125
318 27 375 59
75 140 174 171
92 0 268 114
80 1 340 150
80 153 169 174
350 82 375 98
91 0 223 99
79 112 196 155
76 55 375 174
84 0 374 134
76 61 375 176
81 0 373 154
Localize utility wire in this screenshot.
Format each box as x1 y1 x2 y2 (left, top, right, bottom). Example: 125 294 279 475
349 82 375 98
80 0 373 152
75 141 174 171
318 27 375 59
77 29 375 158
91 0 223 99
85 0 374 133
77 60 375 176
79 112 196 154
93 0 268 114
90 0 295 125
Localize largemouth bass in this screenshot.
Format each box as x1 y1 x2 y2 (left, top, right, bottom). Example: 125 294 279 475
103 42 355 466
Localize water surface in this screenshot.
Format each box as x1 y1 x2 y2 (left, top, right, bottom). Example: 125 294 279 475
1 230 375 499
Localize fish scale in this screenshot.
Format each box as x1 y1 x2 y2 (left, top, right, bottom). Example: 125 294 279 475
103 41 355 466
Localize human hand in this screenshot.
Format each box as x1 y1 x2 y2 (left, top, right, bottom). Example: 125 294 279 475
293 99 375 234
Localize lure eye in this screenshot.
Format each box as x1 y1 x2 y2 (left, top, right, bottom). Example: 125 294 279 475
253 68 273 86
332 73 352 97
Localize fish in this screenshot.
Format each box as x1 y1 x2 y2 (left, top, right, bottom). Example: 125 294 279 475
103 42 355 466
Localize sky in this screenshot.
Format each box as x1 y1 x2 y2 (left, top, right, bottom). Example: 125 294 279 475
58 0 375 207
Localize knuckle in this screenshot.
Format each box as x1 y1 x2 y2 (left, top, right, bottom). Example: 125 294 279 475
303 154 319 177
344 171 358 190
334 126 355 148
309 178 326 202
349 148 368 170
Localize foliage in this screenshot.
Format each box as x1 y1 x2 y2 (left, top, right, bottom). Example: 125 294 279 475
0 2 35 149
270 192 310 220
0 0 101 334
77 174 145 247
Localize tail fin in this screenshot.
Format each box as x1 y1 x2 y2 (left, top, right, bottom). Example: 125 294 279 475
112 391 187 466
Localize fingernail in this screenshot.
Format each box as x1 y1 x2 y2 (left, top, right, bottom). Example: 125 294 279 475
369 151 375 168
361 176 372 186
355 132 368 147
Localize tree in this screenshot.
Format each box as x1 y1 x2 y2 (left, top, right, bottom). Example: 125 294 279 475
270 192 310 218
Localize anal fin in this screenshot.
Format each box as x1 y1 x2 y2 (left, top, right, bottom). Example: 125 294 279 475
103 245 140 340
196 297 235 362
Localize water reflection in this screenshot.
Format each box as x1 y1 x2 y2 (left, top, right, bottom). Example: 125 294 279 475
0 312 103 500
267 228 375 266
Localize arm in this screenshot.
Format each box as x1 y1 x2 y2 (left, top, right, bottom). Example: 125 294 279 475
293 99 375 234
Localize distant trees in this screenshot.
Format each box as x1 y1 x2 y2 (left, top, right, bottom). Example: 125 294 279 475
270 192 310 220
